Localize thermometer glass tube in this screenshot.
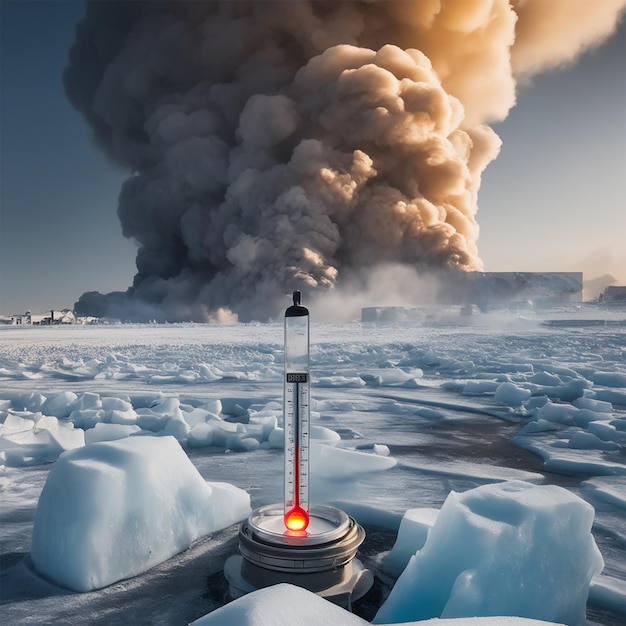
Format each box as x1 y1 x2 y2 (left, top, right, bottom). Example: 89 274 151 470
283 290 310 532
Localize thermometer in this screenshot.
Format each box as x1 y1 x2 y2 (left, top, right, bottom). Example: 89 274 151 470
283 290 310 532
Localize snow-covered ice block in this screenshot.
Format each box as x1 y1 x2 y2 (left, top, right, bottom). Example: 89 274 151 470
311 444 396 479
573 397 613 413
594 388 626 407
311 424 341 443
135 407 172 432
0 412 35 435
18 392 47 412
360 368 414 386
529 371 562 386
183 407 213 428
202 398 222 415
588 420 626 444
225 434 261 452
84 422 141 444
524 395 549 411
612 417 626 431
188 422 216 448
267 427 283 448
374 481 603 625
68 407 106 429
494 382 532 406
536 401 576 425
380 508 439 577
514 433 626 476
212 421 244 447
266 425 341 449
148 397 184 420
317 375 365 387
589 371 626 388
373 443 390 456
247 413 278 441
462 380 499 395
107 407 139 426
191 583 368 626
582 476 626 510
1 414 84 466
100 396 133 412
541 379 590 402
572 409 612 428
566 431 618 451
74 392 102 410
517 419 559 434
221 398 255 417
162 417 190 441
40 391 78 418
30 436 250 591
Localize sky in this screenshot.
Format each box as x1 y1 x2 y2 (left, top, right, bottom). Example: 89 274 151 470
0 1 624 316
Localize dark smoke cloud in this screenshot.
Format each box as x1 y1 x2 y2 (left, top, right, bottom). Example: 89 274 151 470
67 0 626 322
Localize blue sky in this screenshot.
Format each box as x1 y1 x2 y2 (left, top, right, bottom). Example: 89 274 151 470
1 1 624 315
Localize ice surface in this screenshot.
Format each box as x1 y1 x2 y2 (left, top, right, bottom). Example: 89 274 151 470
30 436 250 591
374 481 604 625
1 318 624 624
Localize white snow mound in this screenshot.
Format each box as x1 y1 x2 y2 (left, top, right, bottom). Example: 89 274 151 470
190 583 566 626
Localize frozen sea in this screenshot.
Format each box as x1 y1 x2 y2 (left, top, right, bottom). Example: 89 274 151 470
0 307 625 625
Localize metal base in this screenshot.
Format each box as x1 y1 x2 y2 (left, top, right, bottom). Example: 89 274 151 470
224 504 373 610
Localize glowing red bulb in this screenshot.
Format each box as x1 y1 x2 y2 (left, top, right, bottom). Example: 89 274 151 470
284 506 309 532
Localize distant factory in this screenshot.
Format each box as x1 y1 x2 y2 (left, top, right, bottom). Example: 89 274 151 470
0 309 76 326
362 271 590 324
445 271 584 308
599 285 626 304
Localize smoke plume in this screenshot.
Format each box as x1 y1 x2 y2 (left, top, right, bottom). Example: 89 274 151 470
66 0 626 322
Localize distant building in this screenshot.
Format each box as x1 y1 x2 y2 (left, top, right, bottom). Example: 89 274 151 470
443 271 583 309
361 271 584 323
51 309 76 324
1 309 77 325
600 285 626 305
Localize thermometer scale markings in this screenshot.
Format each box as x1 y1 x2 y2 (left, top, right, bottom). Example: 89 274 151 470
286 374 309 517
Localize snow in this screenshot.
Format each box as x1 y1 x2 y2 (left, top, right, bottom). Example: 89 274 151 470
191 583 566 626
30 436 250 591
0 313 625 624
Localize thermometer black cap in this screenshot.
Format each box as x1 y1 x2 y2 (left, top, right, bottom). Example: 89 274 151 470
286 290 309 317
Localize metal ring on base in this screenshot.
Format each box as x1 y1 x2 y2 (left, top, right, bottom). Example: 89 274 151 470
226 503 372 604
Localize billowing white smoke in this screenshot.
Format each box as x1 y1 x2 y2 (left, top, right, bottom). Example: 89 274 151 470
66 0 625 322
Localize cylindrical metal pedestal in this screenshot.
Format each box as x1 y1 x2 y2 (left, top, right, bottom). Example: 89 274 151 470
224 504 373 609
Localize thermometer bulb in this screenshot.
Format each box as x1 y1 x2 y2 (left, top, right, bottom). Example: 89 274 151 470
284 506 309 532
